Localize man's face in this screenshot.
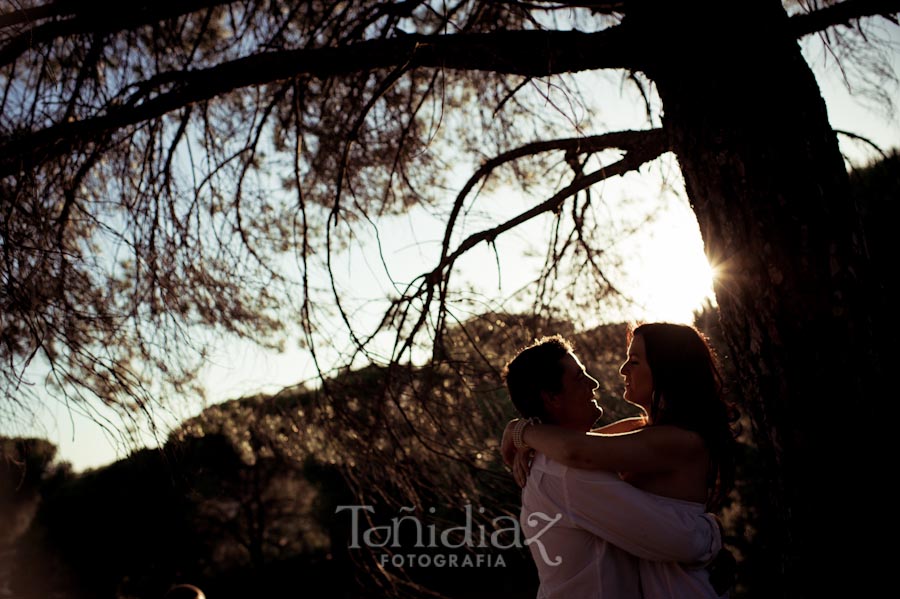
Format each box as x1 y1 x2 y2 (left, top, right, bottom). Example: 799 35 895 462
547 352 601 431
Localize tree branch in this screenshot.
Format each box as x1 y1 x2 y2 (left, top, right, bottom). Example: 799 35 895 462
835 128 889 159
440 146 663 274
0 25 635 177
388 136 667 361
498 1 625 13
0 0 238 67
790 0 900 38
0 1 75 30
440 128 667 277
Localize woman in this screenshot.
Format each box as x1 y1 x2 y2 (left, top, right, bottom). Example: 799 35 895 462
503 322 739 596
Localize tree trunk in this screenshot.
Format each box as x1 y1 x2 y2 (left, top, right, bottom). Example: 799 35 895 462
630 2 886 595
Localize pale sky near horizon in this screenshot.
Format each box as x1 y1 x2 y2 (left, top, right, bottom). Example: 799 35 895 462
4 23 899 472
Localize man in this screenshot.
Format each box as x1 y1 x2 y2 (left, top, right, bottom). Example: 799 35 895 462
502 335 721 598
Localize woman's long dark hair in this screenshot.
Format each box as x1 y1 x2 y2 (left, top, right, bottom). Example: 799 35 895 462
632 323 739 511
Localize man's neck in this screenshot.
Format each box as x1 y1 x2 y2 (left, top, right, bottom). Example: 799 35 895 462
553 419 592 433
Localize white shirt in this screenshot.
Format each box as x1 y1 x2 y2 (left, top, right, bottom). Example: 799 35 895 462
521 453 722 598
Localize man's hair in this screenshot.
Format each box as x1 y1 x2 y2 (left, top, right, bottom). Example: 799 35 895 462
502 335 574 423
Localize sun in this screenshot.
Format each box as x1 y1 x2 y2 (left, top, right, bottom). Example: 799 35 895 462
623 213 718 324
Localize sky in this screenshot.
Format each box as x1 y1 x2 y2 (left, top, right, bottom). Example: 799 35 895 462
4 21 899 473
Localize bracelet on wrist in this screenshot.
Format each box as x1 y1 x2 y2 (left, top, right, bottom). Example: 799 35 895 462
512 416 541 450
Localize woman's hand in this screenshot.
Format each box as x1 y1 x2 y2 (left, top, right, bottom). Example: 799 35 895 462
501 419 519 467
513 448 535 488
502 418 536 486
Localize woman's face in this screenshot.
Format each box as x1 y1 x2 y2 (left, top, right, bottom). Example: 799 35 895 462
619 334 654 413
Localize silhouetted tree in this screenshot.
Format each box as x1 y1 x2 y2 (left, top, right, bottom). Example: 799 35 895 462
1 437 64 541
2 2 897 594
1 437 71 598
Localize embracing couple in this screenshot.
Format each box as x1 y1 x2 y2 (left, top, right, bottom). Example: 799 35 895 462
501 323 737 598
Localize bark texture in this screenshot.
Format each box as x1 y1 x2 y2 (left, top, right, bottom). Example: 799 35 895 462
630 2 887 595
